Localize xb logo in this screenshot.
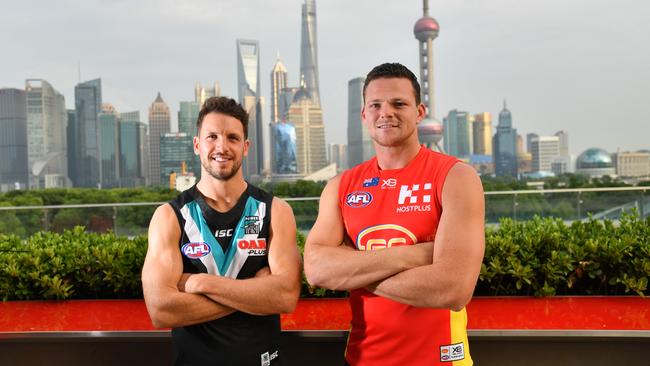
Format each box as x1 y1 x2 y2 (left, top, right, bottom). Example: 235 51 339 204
356 224 417 251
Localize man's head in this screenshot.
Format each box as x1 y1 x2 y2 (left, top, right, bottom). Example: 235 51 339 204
194 97 250 181
361 63 426 149
197 96 249 138
363 63 421 105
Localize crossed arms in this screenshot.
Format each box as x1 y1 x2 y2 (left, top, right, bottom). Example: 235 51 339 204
142 198 301 328
304 163 485 311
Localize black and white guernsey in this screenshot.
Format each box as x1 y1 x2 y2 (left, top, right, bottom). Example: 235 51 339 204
168 184 283 366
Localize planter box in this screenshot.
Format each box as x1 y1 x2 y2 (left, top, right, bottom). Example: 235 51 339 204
2 297 648 333
1 297 649 366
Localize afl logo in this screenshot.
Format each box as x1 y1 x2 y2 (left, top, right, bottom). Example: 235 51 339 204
182 242 211 259
356 224 417 251
346 191 373 208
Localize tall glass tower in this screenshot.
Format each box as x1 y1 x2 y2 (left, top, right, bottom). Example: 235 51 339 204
0 88 28 191
74 78 102 188
237 38 264 178
25 79 68 188
300 0 321 106
493 101 518 177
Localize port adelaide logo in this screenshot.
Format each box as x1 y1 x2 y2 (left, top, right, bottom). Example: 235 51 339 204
182 242 211 259
346 191 373 208
244 215 260 235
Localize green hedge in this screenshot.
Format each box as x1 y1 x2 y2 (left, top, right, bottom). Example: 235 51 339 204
1 215 648 301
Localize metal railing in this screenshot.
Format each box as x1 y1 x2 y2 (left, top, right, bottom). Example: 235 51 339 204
0 187 646 238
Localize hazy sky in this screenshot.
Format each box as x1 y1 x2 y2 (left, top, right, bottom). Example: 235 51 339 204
2 0 649 156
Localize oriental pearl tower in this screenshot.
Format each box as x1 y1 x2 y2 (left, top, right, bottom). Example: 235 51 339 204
414 0 444 152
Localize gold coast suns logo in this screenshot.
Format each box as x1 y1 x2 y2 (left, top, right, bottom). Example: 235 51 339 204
356 224 417 251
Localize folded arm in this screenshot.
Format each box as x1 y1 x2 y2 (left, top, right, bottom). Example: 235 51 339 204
304 175 434 291
142 204 235 329
365 163 485 311
180 198 302 315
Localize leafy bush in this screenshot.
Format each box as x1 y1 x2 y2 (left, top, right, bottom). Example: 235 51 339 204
1 214 648 301
477 213 649 296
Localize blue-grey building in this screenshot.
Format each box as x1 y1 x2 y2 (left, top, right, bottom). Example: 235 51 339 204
160 133 197 184
66 109 77 187
443 109 473 159
0 88 28 191
99 108 119 188
74 78 102 187
118 111 145 187
493 101 518 177
271 122 298 174
178 101 200 137
347 77 373 167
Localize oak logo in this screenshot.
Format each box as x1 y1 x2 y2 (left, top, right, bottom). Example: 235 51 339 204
237 238 267 256
356 224 417 251
346 191 373 208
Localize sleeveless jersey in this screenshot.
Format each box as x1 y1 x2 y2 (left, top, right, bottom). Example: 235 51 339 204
168 184 283 366
338 146 472 366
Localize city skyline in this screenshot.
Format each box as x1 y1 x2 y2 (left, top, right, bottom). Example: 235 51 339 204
1 0 649 156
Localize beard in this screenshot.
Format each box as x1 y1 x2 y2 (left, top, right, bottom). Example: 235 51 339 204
201 154 242 181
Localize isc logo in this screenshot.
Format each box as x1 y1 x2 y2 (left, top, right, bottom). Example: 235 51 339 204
181 242 211 259
346 191 373 208
356 224 417 251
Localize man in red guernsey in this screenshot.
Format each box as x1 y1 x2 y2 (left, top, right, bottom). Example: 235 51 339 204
304 63 485 366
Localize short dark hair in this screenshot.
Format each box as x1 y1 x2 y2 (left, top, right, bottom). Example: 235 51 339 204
363 63 421 105
197 96 249 138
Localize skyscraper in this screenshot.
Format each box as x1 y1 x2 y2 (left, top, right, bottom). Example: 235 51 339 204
287 87 327 176
443 109 473 159
414 0 443 151
0 88 28 191
347 77 374 167
194 82 220 107
160 132 195 185
178 101 200 137
148 92 170 186
74 78 102 188
270 55 288 123
237 38 264 178
473 112 492 155
176 100 201 175
270 122 298 175
555 130 569 157
493 101 518 177
300 0 321 106
531 136 560 173
118 111 145 187
98 103 120 188
25 79 68 188
66 110 77 187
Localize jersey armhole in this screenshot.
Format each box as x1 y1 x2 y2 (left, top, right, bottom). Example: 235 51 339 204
436 158 462 207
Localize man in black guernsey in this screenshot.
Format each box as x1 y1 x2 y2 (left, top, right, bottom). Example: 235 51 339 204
142 96 301 366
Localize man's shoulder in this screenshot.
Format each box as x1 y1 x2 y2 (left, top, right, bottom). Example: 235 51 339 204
246 183 274 204
169 185 198 210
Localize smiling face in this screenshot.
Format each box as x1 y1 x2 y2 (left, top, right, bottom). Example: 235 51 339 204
361 77 426 148
194 112 249 181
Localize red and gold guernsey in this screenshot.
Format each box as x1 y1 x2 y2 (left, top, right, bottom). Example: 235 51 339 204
338 146 472 366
